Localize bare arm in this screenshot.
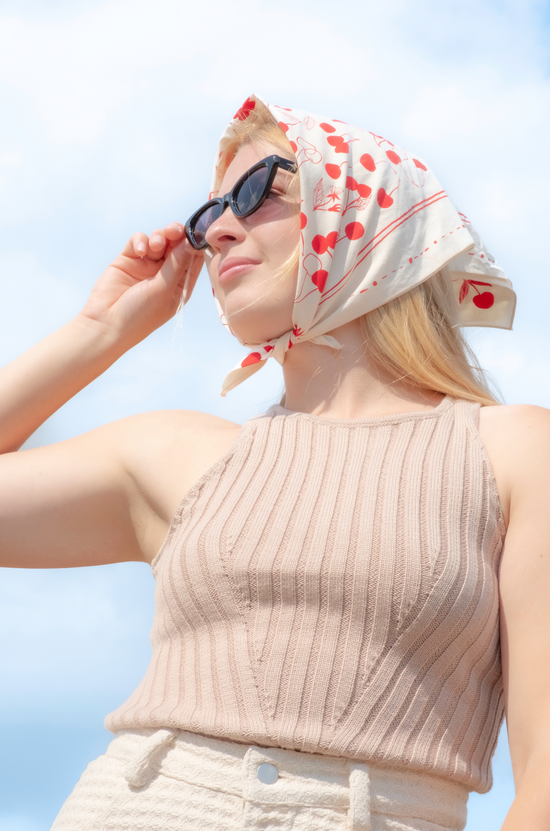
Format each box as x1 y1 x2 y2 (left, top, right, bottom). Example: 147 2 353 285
0 224 202 453
0 224 204 568
483 405 550 829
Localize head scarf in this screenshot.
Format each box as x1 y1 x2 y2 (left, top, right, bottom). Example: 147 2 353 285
210 94 516 396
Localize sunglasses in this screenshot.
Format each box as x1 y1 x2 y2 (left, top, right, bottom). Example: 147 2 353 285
185 155 297 250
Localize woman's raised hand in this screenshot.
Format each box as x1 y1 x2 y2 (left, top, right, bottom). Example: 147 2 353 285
78 223 204 350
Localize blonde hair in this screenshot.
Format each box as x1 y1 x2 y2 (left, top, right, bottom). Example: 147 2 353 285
216 99 499 407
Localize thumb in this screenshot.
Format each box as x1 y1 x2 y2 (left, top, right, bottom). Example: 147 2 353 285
158 237 200 285
158 237 204 303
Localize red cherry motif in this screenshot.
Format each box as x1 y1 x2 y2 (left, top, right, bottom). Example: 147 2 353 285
242 352 262 367
327 135 349 154
346 177 373 199
320 122 336 133
311 270 328 292
325 163 343 179
345 222 364 240
300 212 307 229
234 98 256 121
312 231 338 254
278 122 289 133
357 184 372 198
264 344 274 352
290 140 298 153
386 150 402 165
459 279 494 307
413 158 427 171
377 188 394 208
473 293 495 309
360 154 376 172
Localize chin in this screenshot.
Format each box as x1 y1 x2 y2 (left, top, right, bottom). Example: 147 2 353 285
226 315 290 346
223 301 292 345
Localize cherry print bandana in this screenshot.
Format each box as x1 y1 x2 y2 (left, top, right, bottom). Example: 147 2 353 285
210 94 516 396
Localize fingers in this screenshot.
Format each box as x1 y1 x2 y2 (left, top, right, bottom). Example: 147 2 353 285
158 234 203 299
123 224 188 261
163 223 187 243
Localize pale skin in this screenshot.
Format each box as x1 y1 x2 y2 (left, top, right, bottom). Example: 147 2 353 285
0 141 549 828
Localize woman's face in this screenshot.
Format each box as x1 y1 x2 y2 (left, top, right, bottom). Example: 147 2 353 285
204 143 301 345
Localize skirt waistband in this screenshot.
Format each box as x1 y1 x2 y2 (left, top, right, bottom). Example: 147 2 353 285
107 728 468 831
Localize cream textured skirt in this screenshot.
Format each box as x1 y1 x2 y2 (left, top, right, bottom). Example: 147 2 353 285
51 727 469 831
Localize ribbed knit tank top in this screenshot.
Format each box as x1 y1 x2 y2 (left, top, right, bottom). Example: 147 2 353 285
106 396 506 793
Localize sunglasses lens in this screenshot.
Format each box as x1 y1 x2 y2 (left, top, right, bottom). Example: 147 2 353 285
191 202 223 248
234 165 270 215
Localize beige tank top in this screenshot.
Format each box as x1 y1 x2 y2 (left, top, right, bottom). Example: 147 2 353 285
105 396 506 793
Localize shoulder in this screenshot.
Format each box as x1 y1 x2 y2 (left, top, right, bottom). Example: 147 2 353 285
93 409 243 521
478 403 550 525
102 408 243 480
97 408 241 451
478 402 550 452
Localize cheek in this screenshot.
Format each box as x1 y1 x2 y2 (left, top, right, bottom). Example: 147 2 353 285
205 261 226 312
258 211 301 263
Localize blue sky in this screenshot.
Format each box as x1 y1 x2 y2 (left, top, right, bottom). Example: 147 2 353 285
0 0 549 827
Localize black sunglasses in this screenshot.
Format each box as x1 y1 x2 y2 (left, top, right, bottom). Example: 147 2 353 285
185 155 297 250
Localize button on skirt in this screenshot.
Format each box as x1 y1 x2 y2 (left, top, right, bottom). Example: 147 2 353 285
50 727 469 831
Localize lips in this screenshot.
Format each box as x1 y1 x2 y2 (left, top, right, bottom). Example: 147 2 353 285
219 257 261 282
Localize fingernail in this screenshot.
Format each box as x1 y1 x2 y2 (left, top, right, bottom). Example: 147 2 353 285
151 235 163 246
136 242 147 254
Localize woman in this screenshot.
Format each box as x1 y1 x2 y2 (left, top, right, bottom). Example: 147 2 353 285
1 94 549 831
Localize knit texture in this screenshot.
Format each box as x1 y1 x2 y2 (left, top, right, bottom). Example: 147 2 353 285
51 727 469 830
106 396 505 793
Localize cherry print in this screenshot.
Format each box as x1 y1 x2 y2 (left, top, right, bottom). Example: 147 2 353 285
327 135 349 154
219 97 507 397
345 222 365 240
345 176 372 200
459 279 494 307
369 132 395 148
473 293 495 309
360 154 376 172
377 187 394 208
357 184 372 198
234 98 256 121
241 352 262 367
326 163 343 179
386 150 402 165
311 269 328 292
312 231 338 254
341 177 373 216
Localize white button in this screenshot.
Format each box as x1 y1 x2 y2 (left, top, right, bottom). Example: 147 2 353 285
257 762 278 784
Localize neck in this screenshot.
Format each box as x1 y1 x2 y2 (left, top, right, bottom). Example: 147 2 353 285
281 319 444 418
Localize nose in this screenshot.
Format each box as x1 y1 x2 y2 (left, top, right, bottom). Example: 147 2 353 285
205 204 247 251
